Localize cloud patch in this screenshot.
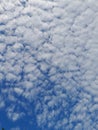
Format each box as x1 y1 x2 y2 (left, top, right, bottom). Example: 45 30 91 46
0 0 98 130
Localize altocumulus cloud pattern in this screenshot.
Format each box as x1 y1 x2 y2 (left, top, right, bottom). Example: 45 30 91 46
0 0 98 130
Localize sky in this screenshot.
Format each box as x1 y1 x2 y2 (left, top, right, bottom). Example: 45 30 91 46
0 0 98 130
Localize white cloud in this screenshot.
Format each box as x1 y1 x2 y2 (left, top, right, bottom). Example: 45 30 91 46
0 0 98 129
7 105 24 121
0 96 5 108
11 127 20 130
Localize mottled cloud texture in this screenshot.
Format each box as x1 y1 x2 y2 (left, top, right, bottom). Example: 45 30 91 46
0 0 98 130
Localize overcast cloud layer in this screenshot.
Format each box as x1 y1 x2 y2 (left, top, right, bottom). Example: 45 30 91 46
0 0 98 130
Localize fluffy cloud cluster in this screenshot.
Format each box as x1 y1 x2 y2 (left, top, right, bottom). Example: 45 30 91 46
0 0 98 130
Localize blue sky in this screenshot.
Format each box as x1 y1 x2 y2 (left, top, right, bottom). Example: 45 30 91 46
0 109 39 130
0 0 98 130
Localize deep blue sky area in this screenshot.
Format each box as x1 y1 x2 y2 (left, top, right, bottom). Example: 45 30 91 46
0 83 40 130
0 104 40 130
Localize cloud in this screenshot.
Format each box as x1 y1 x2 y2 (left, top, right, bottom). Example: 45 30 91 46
11 127 20 130
0 0 98 130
